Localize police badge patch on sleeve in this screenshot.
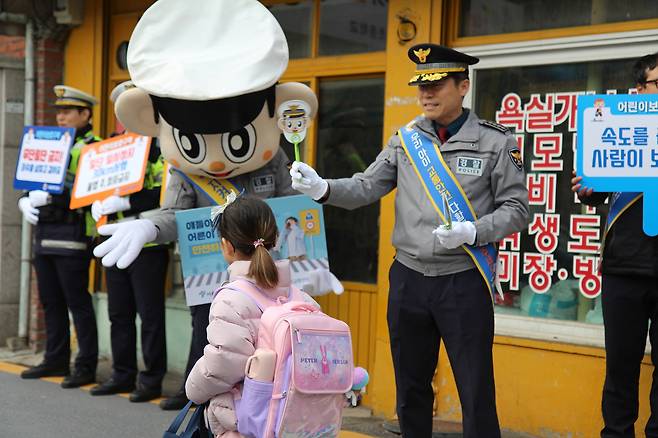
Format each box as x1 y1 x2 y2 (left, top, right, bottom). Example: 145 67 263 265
508 148 523 171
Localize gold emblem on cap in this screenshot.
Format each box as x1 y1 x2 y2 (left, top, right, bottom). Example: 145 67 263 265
413 48 431 63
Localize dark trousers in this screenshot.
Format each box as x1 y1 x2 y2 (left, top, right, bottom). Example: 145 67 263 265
179 303 211 391
33 253 98 372
106 248 169 390
601 273 658 438
387 261 500 438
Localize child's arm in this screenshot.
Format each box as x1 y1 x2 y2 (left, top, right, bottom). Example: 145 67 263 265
185 294 257 404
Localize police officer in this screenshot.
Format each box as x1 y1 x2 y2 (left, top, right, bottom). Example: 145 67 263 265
88 81 170 402
18 85 101 388
572 52 658 438
291 44 529 438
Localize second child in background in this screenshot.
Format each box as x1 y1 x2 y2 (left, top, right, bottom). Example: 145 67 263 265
185 196 318 437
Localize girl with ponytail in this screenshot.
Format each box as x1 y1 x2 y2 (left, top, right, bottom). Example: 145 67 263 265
185 195 317 438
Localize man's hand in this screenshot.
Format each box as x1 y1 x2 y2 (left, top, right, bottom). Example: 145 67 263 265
91 195 131 221
93 219 158 268
432 221 477 249
571 170 594 198
18 197 39 225
28 190 51 207
290 161 329 201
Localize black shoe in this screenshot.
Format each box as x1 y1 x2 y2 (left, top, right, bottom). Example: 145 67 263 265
20 362 69 379
61 368 95 388
159 390 189 411
90 378 135 396
129 384 162 403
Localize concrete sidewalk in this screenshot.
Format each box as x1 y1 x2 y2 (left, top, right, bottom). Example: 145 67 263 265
0 348 536 437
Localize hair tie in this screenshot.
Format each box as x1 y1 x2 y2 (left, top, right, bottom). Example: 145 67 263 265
253 238 265 248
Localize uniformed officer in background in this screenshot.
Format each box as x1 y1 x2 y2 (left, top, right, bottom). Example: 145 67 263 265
89 81 170 403
290 44 529 438
18 85 101 388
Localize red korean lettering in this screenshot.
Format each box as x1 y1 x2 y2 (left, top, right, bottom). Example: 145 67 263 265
525 94 555 133
567 215 600 254
499 232 521 251
498 251 520 291
523 252 557 294
528 213 560 254
527 173 556 213
531 134 563 171
573 255 601 298
495 93 525 132
554 92 580 132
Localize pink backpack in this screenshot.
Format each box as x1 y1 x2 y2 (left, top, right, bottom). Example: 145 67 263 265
221 279 353 438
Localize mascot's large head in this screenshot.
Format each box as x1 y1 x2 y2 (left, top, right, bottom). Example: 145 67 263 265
114 0 318 179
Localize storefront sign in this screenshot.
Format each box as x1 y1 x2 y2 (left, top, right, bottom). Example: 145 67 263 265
176 194 332 306
495 91 603 298
13 125 75 193
577 94 658 235
69 133 151 208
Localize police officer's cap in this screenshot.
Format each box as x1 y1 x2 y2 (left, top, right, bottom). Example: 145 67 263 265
127 0 288 134
407 44 479 86
53 85 98 109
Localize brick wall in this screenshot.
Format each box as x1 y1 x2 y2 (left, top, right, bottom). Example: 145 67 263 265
0 35 24 59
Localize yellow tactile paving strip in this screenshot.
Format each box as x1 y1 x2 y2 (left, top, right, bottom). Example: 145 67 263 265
0 361 375 438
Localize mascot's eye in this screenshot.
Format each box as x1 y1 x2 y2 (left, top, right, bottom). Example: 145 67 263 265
286 121 293 129
221 124 257 164
173 128 206 164
296 120 303 128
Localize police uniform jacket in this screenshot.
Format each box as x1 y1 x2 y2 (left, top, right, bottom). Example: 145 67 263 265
580 192 658 277
33 124 101 256
325 111 529 276
151 148 296 243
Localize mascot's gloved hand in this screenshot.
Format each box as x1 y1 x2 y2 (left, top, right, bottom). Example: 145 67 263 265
28 190 51 207
93 219 158 268
18 197 39 225
290 161 328 201
432 221 477 249
91 195 131 221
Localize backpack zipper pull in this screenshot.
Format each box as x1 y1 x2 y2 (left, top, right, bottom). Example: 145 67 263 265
295 328 302 343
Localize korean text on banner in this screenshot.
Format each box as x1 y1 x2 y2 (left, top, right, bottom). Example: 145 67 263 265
576 94 658 236
69 133 151 209
13 126 75 194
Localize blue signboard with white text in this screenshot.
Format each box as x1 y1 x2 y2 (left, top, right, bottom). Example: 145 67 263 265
576 94 658 236
175 194 332 306
13 125 75 193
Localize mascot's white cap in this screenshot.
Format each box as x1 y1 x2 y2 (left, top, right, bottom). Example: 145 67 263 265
127 0 289 101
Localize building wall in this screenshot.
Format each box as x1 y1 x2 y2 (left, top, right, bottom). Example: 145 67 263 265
0 57 25 345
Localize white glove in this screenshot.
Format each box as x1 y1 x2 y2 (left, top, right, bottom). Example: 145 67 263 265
91 195 131 221
18 197 39 225
93 219 158 268
28 190 51 207
432 221 477 249
290 161 329 201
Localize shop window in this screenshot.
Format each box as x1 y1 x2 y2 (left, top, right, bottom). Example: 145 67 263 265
316 77 384 283
319 0 387 56
459 0 658 37
473 57 637 324
267 1 313 59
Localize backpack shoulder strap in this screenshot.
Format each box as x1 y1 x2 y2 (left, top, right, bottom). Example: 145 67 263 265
216 279 278 312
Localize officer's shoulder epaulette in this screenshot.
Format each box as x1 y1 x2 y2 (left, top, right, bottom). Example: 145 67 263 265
479 119 510 134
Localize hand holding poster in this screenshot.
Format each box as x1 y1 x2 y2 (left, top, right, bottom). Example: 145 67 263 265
576 94 658 235
176 195 336 306
13 126 75 193
69 133 151 209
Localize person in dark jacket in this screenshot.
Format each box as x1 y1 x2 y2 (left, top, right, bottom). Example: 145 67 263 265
572 52 658 438
18 85 101 388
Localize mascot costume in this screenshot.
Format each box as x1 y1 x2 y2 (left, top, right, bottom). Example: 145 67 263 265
93 0 342 412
